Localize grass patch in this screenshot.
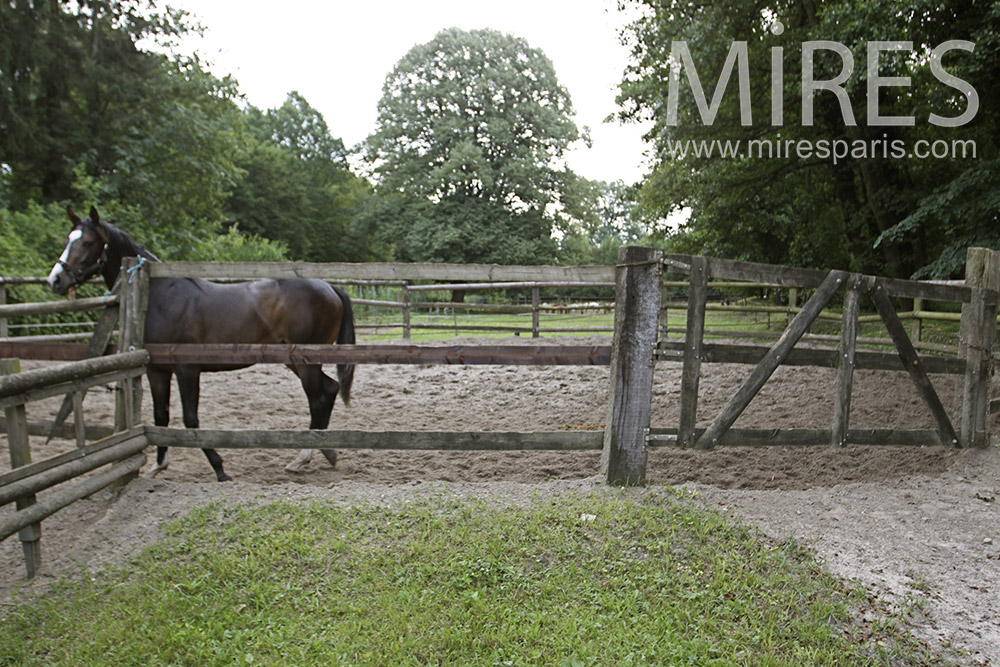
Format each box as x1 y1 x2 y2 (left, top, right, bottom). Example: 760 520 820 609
0 491 948 666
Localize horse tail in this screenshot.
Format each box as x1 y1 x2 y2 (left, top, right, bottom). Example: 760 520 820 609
332 285 355 406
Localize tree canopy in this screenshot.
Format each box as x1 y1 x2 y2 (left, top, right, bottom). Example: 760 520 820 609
618 0 998 278
0 1 377 268
363 27 587 265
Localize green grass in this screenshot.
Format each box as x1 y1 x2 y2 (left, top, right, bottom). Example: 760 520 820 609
0 491 948 666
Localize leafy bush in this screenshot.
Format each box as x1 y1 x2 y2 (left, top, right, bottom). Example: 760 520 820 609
185 224 290 262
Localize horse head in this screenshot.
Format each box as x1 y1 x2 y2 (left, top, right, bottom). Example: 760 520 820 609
47 206 109 296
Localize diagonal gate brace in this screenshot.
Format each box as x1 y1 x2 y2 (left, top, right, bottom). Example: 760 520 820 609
695 270 847 449
868 278 960 448
45 300 120 444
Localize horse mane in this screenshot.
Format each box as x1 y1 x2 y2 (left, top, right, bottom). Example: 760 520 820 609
101 220 161 263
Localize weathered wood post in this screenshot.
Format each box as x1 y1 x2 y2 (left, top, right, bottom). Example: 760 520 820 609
961 247 1000 448
911 297 923 344
678 256 708 448
401 284 411 340
1 358 41 578
602 246 662 486
116 258 149 432
0 282 7 338
832 274 863 446
531 286 541 338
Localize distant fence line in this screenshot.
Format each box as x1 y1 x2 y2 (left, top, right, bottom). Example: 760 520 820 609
4 269 992 347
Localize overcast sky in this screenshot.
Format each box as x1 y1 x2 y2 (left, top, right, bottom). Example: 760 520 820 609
168 0 652 185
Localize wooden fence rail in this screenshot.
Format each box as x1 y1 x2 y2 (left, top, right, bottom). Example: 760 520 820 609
1 348 148 577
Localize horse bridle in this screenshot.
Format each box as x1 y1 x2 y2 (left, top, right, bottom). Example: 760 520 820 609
58 242 108 288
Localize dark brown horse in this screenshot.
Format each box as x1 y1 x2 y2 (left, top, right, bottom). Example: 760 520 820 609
47 206 355 481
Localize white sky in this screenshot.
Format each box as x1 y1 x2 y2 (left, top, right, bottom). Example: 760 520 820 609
167 0 652 185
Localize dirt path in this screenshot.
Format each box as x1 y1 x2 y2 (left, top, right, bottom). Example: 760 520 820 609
2 336 998 664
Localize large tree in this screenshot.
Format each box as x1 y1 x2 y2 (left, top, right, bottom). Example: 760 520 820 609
363 27 585 265
618 0 998 278
225 92 377 262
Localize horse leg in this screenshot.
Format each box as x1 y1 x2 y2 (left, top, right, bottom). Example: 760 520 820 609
176 367 231 482
284 364 339 472
145 367 172 478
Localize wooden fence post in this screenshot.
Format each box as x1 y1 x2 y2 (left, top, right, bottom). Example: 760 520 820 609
402 284 411 340
911 297 923 344
602 246 662 486
786 287 798 327
0 283 7 338
961 247 1000 448
678 256 708 448
2 358 41 578
832 274 863 446
116 258 149 432
531 286 541 338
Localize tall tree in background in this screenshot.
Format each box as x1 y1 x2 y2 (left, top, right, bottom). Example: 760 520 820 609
1 0 189 205
226 92 377 262
0 2 378 267
618 0 998 278
363 27 584 265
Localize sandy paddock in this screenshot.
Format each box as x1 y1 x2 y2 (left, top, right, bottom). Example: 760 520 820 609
2 336 998 664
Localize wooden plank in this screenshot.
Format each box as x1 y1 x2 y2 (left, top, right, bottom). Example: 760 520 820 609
0 428 142 488
145 343 611 366
869 279 960 448
647 427 943 447
0 434 147 506
602 246 662 485
0 454 145 543
0 367 146 411
148 261 616 284
143 426 603 451
0 417 114 443
0 294 119 318
1 358 40 577
832 274 863 446
877 277 972 304
695 270 847 449
666 254 971 303
0 350 149 400
406 281 614 291
0 340 117 361
678 256 708 448
666 253 831 288
654 341 966 374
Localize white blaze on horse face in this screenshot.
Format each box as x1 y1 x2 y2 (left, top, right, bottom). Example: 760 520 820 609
47 229 83 289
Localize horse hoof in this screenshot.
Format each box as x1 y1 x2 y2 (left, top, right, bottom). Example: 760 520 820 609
145 464 166 478
217 473 233 482
321 449 338 468
285 450 313 473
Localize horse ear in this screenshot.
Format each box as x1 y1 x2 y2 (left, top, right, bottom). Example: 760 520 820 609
67 206 81 225
89 206 100 224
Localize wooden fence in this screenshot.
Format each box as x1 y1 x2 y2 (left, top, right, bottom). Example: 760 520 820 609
8 271 992 347
2 249 998 575
1 351 148 577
